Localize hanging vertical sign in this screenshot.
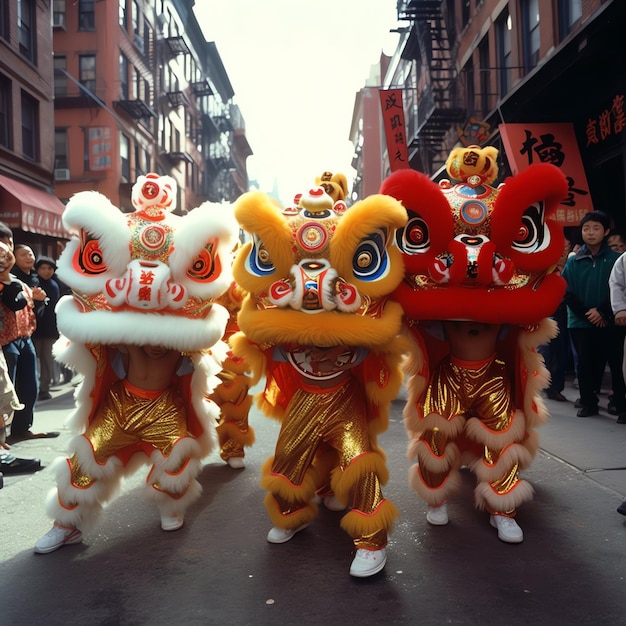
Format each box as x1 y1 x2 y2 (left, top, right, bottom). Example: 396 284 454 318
379 89 409 171
499 122 592 225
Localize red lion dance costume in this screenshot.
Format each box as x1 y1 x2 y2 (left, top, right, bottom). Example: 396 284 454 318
230 182 407 577
381 146 568 543
35 174 238 553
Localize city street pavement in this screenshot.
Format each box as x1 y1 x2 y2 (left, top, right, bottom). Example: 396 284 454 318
1 373 625 625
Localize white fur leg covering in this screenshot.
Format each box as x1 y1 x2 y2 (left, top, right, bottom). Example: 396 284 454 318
143 437 203 517
474 478 535 512
44 445 123 532
469 442 535 484
408 463 463 507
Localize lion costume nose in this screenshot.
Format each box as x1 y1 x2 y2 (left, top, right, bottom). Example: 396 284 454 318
105 259 187 310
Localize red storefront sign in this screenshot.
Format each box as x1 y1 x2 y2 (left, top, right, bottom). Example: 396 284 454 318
499 123 592 225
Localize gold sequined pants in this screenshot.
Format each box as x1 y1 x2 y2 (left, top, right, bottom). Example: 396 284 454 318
70 380 188 494
270 378 387 547
421 357 520 514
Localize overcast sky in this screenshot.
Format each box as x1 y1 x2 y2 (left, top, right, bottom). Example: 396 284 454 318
194 1 399 205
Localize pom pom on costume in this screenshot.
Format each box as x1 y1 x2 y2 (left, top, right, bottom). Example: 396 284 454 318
230 181 407 576
381 146 568 542
210 281 255 468
37 174 238 548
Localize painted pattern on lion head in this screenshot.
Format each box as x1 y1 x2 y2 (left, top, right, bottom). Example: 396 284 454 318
55 173 238 352
381 146 569 325
232 186 408 349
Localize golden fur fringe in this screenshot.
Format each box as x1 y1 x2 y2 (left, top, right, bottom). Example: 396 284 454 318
228 332 265 386
339 498 399 538
263 492 318 528
216 420 256 448
260 456 320 503
331 451 389 504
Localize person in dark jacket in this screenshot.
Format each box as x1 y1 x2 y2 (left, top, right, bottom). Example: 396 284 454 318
562 211 626 419
33 257 60 400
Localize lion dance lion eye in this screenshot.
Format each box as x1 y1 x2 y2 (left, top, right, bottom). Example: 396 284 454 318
77 238 107 275
187 244 220 282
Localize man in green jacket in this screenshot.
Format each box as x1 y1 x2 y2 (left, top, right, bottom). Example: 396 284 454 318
562 211 626 419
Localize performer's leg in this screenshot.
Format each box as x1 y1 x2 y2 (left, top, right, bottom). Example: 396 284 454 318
35 425 128 554
137 387 203 530
320 381 397 577
467 364 534 543
262 387 341 534
408 362 466 522
212 363 255 469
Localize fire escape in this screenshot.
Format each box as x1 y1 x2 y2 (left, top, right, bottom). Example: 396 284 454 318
398 0 465 172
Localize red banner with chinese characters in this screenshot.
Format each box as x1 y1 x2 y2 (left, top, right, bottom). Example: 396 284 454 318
379 89 409 171
499 123 592 225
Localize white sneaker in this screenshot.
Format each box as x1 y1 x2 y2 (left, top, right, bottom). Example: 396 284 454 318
161 514 184 531
426 503 449 526
349 548 387 578
226 456 245 469
35 524 83 554
266 522 309 544
324 495 346 512
490 514 524 543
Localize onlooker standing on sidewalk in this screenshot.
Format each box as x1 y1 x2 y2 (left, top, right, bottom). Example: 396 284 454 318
32 257 60 401
540 237 572 402
608 230 626 253
608 245 626 425
0 223 58 442
562 211 626 420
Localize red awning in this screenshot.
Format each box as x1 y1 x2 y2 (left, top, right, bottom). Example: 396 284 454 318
0 174 68 238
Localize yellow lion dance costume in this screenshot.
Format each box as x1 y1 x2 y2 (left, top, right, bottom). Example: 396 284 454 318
230 180 407 577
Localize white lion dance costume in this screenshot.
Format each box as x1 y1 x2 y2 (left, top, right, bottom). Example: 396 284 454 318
35 174 238 554
381 146 568 543
230 182 407 577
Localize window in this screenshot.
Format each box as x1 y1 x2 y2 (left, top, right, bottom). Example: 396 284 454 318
54 129 69 168
0 0 8 40
496 9 512 97
53 0 66 29
463 58 475 115
120 133 130 180
79 54 96 93
119 0 126 30
521 0 540 71
461 0 471 28
21 90 39 160
120 53 129 99
143 78 150 107
134 140 141 176
17 0 36 63
53 55 67 97
78 0 94 30
558 0 582 41
132 0 139 34
478 38 490 115
0 74 11 148
133 69 141 100
143 19 151 57
144 147 151 174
